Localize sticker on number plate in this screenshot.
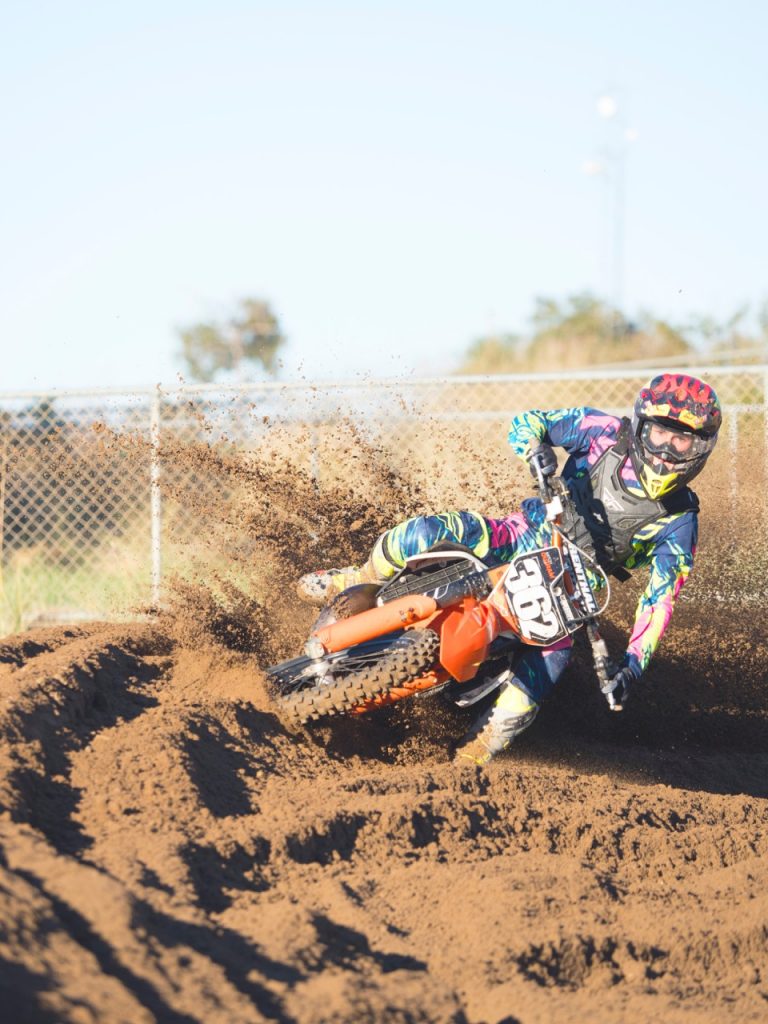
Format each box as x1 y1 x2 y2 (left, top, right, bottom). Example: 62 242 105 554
504 548 567 643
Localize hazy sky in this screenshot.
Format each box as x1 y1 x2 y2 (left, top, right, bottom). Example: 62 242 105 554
2 1 766 391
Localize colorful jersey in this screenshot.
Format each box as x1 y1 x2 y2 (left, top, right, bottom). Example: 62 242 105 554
507 407 698 674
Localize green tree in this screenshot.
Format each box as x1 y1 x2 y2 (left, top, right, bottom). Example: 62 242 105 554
758 300 768 338
529 292 618 342
456 293 692 374
460 333 524 375
687 306 748 347
680 303 768 363
178 298 285 382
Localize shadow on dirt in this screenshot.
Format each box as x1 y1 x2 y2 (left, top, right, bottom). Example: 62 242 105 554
310 913 427 973
5 645 168 856
294 697 457 770
11 862 199 1024
286 813 370 866
184 838 272 913
181 701 291 819
0 957 63 1024
232 703 289 772
183 718 256 819
133 900 302 1021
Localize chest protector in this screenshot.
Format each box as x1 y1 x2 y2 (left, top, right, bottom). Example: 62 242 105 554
560 418 699 581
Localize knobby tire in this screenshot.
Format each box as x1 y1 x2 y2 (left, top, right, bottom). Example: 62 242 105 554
277 629 440 726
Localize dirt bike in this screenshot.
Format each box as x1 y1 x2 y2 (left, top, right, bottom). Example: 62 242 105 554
268 467 622 726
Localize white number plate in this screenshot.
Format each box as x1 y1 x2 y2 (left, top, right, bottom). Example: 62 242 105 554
504 551 565 643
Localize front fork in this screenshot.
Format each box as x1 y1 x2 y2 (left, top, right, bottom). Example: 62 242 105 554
528 467 623 714
585 619 622 712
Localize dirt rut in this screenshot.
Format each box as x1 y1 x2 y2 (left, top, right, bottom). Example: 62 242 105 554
0 605 765 1023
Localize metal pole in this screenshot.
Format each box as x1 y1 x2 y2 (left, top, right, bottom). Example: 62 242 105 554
150 388 162 608
309 422 320 492
612 144 625 336
0 438 6 608
728 411 739 503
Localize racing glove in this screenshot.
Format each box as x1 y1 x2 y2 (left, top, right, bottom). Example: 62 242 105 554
527 442 557 480
600 656 641 710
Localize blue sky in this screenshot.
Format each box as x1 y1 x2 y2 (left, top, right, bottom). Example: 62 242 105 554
1 1 766 390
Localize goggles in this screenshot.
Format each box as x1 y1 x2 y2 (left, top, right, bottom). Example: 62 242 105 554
640 419 715 464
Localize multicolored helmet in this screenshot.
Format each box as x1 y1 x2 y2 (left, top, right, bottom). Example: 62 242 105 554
629 373 722 499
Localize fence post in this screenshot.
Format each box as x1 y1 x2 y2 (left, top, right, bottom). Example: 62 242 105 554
309 421 319 492
728 411 739 502
0 439 6 606
150 387 162 608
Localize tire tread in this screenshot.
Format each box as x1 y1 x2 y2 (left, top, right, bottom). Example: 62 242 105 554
278 629 439 725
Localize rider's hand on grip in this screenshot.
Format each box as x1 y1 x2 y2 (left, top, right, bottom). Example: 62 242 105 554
600 665 635 711
528 443 557 481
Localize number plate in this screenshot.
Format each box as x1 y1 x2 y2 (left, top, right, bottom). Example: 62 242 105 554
504 548 567 643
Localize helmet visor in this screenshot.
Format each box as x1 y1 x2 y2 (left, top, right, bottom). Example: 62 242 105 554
640 419 715 465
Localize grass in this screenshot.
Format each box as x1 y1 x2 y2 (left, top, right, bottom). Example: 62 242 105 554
0 534 267 637
0 540 154 637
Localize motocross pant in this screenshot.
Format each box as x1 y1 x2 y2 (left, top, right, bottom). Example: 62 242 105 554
369 509 551 579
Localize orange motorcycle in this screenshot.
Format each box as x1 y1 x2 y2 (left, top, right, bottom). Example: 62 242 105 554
269 470 619 726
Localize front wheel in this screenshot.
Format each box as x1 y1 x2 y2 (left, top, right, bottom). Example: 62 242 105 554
269 629 440 726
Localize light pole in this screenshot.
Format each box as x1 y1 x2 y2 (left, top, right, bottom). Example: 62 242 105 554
583 94 638 336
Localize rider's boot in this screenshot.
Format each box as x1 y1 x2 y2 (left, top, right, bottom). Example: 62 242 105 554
296 561 380 605
296 533 397 606
453 679 539 766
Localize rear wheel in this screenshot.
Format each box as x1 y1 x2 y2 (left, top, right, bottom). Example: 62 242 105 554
270 629 440 726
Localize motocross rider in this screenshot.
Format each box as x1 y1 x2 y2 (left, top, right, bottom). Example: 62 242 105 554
297 373 722 765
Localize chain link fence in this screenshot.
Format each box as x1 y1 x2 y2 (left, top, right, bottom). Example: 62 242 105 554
0 366 765 635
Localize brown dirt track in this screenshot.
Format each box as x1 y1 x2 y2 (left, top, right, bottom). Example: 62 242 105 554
1 433 767 1023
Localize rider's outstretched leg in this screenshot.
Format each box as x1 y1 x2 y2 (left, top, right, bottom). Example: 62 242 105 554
295 532 396 605
454 638 573 766
296 511 493 606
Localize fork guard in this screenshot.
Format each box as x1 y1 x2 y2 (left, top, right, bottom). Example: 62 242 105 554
312 593 439 653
